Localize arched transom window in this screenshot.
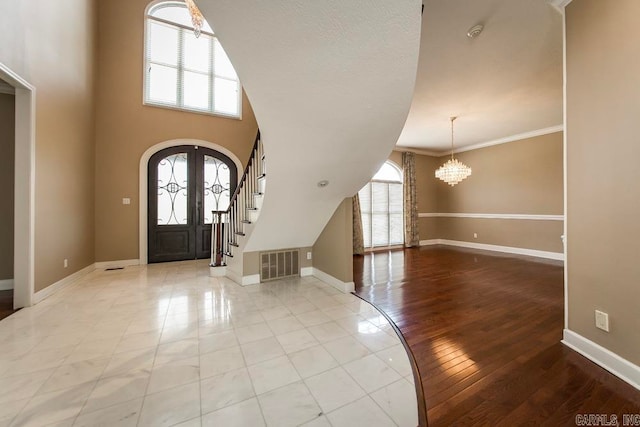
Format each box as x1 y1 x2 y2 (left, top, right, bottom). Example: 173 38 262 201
144 1 241 118
358 161 404 248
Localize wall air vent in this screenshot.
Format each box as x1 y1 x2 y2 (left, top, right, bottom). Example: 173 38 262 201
261 249 300 282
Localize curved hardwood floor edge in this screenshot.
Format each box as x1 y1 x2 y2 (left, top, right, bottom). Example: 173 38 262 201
352 292 428 427
352 247 640 425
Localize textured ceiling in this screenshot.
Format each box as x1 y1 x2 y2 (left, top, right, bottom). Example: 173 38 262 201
198 0 421 251
397 0 563 153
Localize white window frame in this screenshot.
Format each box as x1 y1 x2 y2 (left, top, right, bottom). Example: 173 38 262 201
143 0 242 119
359 161 404 250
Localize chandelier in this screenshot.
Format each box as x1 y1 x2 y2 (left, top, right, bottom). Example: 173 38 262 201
435 116 472 186
185 0 204 38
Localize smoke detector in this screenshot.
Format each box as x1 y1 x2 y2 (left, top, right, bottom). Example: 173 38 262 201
467 24 484 38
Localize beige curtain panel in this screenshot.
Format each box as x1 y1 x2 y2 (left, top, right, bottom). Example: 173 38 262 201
352 193 365 255
403 152 419 247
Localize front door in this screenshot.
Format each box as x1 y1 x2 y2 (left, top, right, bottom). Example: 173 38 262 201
148 145 237 263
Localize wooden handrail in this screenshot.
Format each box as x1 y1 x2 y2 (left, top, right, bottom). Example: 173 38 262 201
210 130 262 267
228 130 261 210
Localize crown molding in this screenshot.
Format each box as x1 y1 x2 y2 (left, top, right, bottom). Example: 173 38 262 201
547 0 573 13
393 146 440 157
453 125 564 154
397 124 564 157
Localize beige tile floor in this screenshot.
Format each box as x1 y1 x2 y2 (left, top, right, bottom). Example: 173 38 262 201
0 260 418 427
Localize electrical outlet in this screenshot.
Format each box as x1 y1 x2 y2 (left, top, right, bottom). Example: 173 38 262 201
122 198 131 205
595 310 609 332
473 233 478 239
64 259 68 268
307 252 312 260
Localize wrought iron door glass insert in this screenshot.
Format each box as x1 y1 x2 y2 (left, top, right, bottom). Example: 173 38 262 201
157 152 189 225
204 154 231 223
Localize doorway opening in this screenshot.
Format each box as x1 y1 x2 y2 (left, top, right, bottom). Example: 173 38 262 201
143 142 240 263
0 62 36 311
0 78 15 319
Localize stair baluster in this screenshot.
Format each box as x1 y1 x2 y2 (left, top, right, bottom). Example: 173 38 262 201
210 131 263 267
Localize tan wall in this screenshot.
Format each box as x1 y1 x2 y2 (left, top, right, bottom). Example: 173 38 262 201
437 132 563 214
414 153 440 214
566 1 640 364
0 93 14 281
387 150 402 170
313 198 353 283
413 132 563 253
94 0 258 262
434 217 563 253
243 247 312 277
243 251 260 276
0 1 97 291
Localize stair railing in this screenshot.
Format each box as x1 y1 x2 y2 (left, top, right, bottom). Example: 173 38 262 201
211 131 264 267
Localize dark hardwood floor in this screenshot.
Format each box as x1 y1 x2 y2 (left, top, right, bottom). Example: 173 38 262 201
0 290 18 321
354 246 640 426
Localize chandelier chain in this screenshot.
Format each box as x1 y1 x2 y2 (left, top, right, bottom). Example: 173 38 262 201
450 116 456 160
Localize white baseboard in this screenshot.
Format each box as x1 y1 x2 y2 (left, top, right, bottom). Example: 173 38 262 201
226 268 242 286
0 279 14 291
94 259 140 270
209 266 227 277
226 270 260 286
562 329 640 390
312 268 355 294
419 239 440 246
419 239 564 261
33 263 96 304
300 267 313 277
242 274 260 286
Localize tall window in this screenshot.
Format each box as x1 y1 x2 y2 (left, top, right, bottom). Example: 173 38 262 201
359 162 404 248
145 1 241 118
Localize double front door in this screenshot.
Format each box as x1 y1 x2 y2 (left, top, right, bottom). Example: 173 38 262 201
148 145 237 263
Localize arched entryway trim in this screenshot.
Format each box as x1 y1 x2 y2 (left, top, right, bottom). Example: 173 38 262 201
139 139 242 265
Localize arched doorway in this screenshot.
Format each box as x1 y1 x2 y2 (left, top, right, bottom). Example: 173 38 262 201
147 145 237 263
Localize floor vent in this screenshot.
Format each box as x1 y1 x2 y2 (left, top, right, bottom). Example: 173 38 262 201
261 249 299 282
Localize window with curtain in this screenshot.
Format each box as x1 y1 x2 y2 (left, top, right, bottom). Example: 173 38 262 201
144 1 241 118
358 162 404 248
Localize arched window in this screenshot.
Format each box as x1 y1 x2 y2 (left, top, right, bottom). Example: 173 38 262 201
358 161 404 248
144 1 241 118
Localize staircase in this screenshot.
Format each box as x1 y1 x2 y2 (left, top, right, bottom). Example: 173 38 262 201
210 132 265 285
201 0 422 285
